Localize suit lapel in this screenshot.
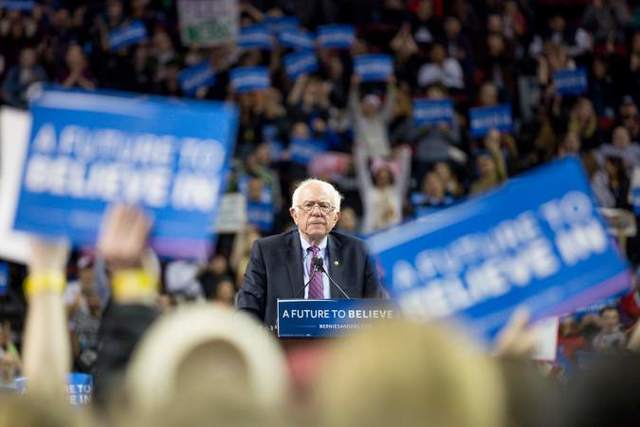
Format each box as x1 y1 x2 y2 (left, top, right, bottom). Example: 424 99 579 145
328 234 347 299
285 230 304 297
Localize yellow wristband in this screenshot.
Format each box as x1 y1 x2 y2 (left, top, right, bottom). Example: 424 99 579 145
24 272 66 297
112 270 158 302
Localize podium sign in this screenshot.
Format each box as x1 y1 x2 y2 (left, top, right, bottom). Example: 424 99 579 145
277 299 395 338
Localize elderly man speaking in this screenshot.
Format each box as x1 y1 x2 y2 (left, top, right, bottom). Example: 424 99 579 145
237 178 382 329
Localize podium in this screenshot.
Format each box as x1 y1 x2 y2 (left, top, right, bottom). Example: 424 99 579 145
276 299 395 339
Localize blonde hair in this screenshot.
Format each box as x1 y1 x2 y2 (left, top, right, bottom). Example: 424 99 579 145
291 179 342 211
314 319 506 427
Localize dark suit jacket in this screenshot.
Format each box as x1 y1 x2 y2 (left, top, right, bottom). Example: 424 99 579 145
236 229 382 328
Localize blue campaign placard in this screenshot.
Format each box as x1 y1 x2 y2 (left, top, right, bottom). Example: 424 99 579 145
230 66 270 93
554 68 588 96
367 157 630 340
264 16 299 34
277 299 396 337
632 186 640 215
14 373 93 405
237 24 274 50
1 0 34 10
277 28 315 50
413 99 454 126
284 51 318 79
317 24 354 49
290 138 327 165
178 61 216 96
354 54 393 82
247 200 274 232
0 261 8 296
469 104 512 138
108 20 147 51
13 88 238 259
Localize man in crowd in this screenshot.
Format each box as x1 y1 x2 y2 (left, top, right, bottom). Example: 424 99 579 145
237 178 381 329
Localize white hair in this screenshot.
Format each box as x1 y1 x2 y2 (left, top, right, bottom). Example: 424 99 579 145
291 178 342 211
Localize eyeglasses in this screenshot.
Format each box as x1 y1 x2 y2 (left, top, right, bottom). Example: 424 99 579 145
298 201 335 214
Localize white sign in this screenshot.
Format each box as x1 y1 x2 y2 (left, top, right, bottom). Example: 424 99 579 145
0 108 32 263
178 0 239 46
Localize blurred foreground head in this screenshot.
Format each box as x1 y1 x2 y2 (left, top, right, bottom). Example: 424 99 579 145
125 306 289 414
314 319 505 427
0 395 90 427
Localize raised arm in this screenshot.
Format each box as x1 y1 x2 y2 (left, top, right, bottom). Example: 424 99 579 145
22 237 71 398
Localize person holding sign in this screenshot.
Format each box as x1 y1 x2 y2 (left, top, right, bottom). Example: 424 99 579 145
237 179 382 329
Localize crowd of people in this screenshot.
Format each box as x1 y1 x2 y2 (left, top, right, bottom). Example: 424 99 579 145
2 0 640 425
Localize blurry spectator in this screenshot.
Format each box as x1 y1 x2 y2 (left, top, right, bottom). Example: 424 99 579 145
59 44 96 90
481 128 518 178
417 43 464 91
230 226 261 288
582 0 630 44
155 59 182 97
479 33 516 101
477 81 500 107
411 171 455 216
588 56 618 119
592 307 627 352
0 321 20 385
390 23 420 90
470 151 504 195
619 95 640 141
442 16 474 91
626 33 640 105
433 161 464 197
558 131 582 157
558 316 588 366
409 0 443 51
568 97 601 150
314 319 505 427
288 75 331 126
602 155 631 209
125 306 289 414
150 30 179 85
529 14 592 59
336 206 360 235
355 144 411 234
598 126 640 170
2 47 46 108
395 85 464 180
165 260 202 301
349 75 396 158
0 12 35 68
582 150 616 207
196 256 236 306
64 255 101 372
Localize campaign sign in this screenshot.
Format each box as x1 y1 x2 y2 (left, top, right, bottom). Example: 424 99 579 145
413 99 454 127
277 28 315 50
108 20 147 51
469 104 512 138
317 24 354 49
631 186 640 216
284 51 318 79
178 61 216 96
263 16 299 34
367 157 629 340
290 138 327 165
0 261 7 296
1 0 34 10
277 299 396 337
230 67 270 93
15 373 93 405
247 200 274 232
13 88 238 258
554 68 588 96
237 24 273 50
354 54 393 82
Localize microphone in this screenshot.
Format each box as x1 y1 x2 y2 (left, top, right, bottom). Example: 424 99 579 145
295 257 322 298
314 258 351 299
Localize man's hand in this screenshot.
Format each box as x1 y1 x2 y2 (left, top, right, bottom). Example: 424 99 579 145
97 204 151 271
